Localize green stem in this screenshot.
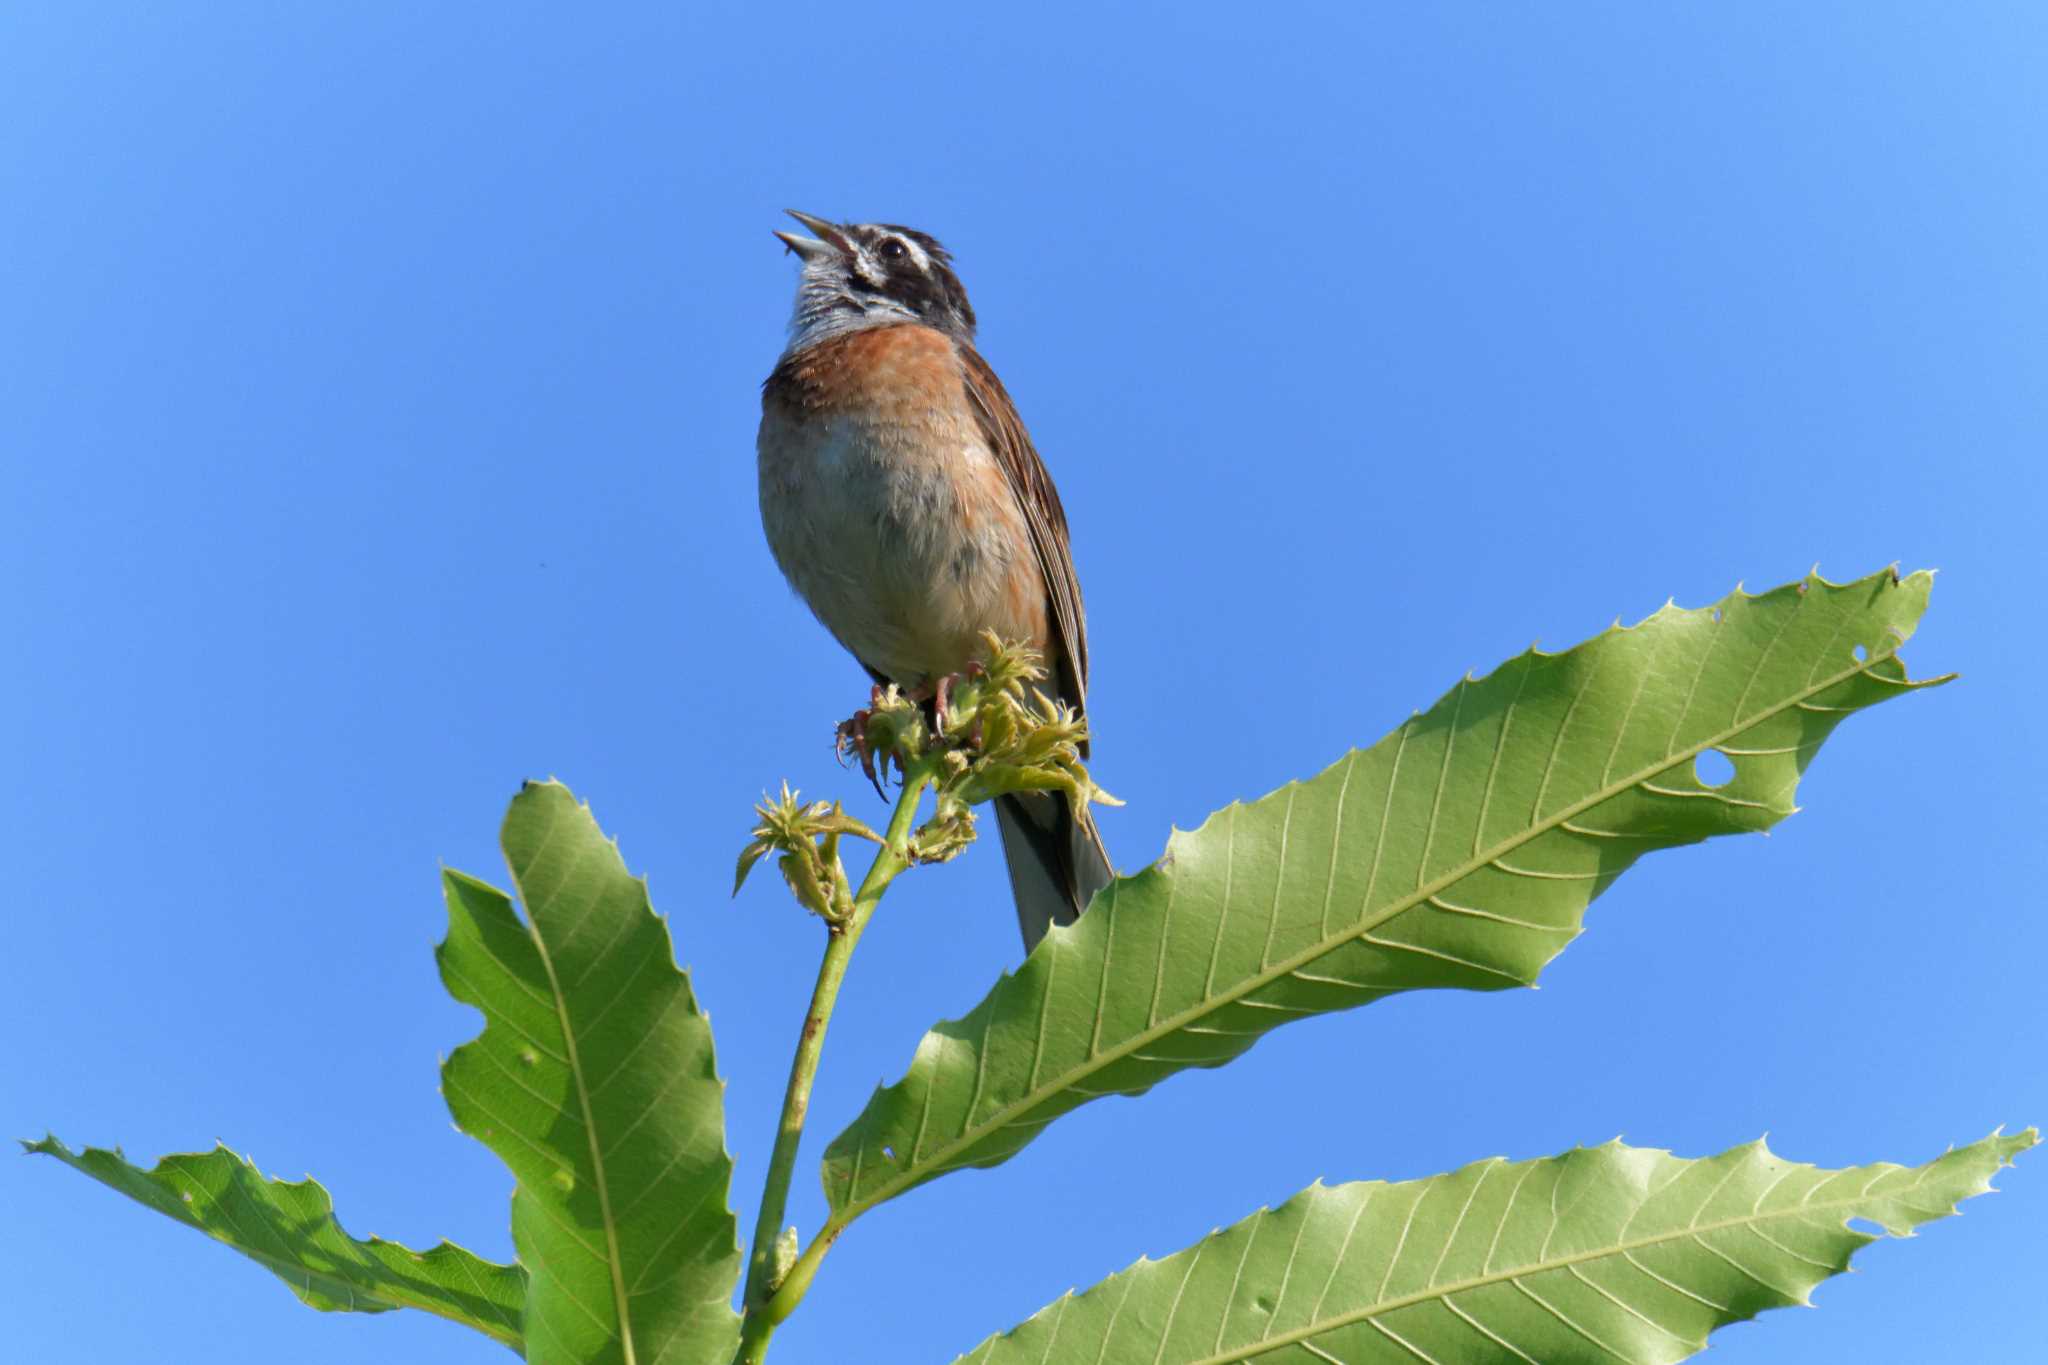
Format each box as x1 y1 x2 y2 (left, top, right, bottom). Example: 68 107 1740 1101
734 759 937 1365
752 1202 852 1335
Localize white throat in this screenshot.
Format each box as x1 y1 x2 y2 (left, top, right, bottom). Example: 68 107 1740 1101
783 259 917 356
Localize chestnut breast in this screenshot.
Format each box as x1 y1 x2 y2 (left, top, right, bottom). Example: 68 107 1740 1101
758 323 1048 687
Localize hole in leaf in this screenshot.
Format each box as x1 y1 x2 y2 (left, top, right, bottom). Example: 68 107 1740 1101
1711 608 1723 624
1695 750 1736 788
1846 1216 1886 1237
882 1145 897 1162
1852 643 1868 663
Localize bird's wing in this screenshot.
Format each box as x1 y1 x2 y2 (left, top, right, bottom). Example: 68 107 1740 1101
955 342 1091 748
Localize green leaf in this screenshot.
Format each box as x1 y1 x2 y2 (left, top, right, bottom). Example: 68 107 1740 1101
956 1129 2034 1364
440 780 742 1365
23 1136 523 1349
825 569 1947 1217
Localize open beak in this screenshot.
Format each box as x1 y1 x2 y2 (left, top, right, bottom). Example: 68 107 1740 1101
774 209 850 261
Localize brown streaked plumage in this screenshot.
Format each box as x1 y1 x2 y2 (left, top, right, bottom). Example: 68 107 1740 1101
758 211 1110 949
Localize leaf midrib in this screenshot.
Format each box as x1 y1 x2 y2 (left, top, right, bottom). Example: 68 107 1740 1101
226 1239 523 1347
841 648 1918 1220
35 1140 525 1348
1185 1168 1931 1365
515 806 640 1364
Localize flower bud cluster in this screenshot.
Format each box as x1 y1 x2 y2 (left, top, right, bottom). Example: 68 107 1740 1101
910 634 1119 864
738 635 1118 919
733 782 879 925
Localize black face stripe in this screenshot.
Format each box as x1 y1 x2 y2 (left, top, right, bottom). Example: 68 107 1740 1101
847 239 887 289
839 221 978 338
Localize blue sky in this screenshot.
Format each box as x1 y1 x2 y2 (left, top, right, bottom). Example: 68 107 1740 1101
6 4 2042 1360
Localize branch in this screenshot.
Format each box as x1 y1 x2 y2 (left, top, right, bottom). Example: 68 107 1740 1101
733 756 940 1365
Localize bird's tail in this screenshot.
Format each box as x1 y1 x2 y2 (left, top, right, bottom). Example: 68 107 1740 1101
994 792 1114 951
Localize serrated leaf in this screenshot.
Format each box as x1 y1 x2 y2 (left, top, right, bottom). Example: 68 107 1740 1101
957 1129 2032 1364
825 569 1947 1218
440 780 741 1365
23 1136 523 1349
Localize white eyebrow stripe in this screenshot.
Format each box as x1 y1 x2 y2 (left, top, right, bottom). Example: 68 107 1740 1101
857 225 932 274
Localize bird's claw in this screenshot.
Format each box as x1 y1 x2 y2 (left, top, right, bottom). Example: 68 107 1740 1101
834 685 891 801
931 661 986 739
835 663 992 802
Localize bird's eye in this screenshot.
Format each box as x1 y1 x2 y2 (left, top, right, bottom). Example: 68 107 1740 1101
878 238 908 263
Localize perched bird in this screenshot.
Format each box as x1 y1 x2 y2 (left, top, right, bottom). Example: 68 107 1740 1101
758 210 1112 950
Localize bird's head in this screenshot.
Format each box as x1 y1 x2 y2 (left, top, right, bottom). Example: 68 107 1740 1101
774 210 977 350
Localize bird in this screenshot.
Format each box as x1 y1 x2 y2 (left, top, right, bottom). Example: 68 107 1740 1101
757 210 1112 950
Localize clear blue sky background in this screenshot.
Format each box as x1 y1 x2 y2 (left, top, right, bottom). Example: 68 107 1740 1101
6 5 2041 1361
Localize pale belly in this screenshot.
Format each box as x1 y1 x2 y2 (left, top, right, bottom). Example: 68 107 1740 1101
757 408 1048 687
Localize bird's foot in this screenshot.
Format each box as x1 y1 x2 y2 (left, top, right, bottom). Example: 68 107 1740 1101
931 662 987 741
834 685 890 801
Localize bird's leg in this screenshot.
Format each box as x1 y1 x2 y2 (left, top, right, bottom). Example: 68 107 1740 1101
834 685 890 801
